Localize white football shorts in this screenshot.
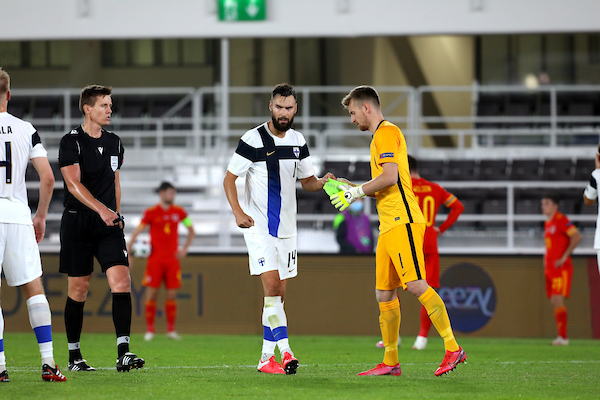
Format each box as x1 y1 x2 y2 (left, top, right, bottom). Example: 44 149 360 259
0 223 43 287
243 233 298 280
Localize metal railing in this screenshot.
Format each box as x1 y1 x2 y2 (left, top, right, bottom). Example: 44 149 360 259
11 85 600 254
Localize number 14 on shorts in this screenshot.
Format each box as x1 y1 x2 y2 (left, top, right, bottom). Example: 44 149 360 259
287 250 296 273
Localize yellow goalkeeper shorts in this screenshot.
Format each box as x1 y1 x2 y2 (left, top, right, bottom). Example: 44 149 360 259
375 223 426 291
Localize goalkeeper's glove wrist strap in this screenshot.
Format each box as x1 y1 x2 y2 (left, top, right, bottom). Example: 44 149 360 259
356 185 365 198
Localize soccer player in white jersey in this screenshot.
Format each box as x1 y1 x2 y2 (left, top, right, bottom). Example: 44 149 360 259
0 68 66 382
583 144 600 274
224 83 333 374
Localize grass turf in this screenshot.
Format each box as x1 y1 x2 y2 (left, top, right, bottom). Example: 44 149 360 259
1 333 599 399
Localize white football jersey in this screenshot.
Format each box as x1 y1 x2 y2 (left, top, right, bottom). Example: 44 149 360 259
227 122 315 238
584 169 600 249
0 112 47 225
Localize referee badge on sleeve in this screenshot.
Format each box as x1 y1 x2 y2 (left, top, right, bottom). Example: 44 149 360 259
111 155 119 171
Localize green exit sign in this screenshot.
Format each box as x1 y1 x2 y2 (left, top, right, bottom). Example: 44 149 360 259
218 0 267 22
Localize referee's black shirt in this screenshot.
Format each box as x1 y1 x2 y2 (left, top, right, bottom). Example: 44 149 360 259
58 125 124 211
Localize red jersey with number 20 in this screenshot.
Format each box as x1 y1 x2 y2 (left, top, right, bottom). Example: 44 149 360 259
141 205 188 257
411 177 459 254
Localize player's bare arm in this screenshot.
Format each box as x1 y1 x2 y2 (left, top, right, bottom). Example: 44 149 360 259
223 170 254 228
555 230 582 267
361 162 399 196
61 164 120 227
177 223 196 259
30 156 55 243
300 172 335 192
127 222 148 267
127 222 147 254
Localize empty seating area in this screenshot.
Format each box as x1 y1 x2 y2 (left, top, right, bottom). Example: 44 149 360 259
324 158 594 184
476 91 600 145
8 92 195 129
302 158 597 234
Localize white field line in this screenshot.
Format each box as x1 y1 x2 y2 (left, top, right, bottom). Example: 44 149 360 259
7 359 600 372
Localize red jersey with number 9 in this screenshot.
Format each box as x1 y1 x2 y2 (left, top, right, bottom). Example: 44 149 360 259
411 177 458 254
141 205 188 257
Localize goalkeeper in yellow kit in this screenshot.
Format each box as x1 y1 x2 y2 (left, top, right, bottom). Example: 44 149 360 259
331 86 467 376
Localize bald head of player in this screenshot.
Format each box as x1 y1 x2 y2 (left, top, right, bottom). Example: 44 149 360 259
0 68 11 111
342 85 384 133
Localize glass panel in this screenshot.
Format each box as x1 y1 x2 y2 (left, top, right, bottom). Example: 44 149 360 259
131 39 154 66
480 36 508 84
0 42 22 67
160 39 180 65
182 39 206 65
30 41 47 67
111 40 129 66
49 41 71 67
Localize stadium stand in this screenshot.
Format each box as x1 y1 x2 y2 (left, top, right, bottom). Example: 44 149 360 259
10 85 598 253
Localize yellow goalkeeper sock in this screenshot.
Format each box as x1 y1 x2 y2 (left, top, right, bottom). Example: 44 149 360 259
418 287 459 352
379 298 400 366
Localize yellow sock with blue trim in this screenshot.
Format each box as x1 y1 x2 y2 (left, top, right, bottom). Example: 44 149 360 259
418 287 459 352
379 298 400 366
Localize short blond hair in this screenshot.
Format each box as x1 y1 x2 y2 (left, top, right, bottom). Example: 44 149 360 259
0 67 10 101
341 85 380 109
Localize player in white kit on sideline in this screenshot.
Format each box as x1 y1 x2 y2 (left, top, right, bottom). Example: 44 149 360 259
583 144 600 274
0 68 66 382
224 83 334 375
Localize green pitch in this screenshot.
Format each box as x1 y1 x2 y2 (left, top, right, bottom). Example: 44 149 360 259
1 333 599 399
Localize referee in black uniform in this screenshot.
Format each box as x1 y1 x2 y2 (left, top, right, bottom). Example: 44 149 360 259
59 85 144 372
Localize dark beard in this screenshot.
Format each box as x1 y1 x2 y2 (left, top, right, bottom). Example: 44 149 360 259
271 115 294 132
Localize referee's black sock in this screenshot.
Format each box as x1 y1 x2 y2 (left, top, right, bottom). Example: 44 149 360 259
65 297 85 363
112 292 132 357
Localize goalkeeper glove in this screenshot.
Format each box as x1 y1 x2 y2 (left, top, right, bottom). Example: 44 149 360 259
330 184 365 211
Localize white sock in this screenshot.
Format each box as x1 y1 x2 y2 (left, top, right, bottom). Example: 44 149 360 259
261 303 277 356
26 294 54 366
0 303 5 371
264 296 291 354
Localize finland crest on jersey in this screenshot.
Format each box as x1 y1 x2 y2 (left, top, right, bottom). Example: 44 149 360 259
227 122 315 238
0 112 47 225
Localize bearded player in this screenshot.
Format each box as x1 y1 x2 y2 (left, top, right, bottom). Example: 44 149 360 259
224 83 333 374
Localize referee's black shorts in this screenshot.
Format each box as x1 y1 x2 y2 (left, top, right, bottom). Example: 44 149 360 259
59 208 129 277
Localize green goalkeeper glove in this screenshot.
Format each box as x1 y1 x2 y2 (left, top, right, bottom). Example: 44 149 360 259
323 178 356 196
330 184 365 211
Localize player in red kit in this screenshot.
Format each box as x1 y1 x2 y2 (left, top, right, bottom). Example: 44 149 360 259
541 192 581 346
376 155 464 350
128 182 195 340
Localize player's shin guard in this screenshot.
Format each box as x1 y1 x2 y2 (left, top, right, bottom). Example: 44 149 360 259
379 298 400 366
264 296 291 354
555 306 568 339
261 306 277 356
145 299 156 333
27 295 54 366
65 297 85 362
418 305 432 337
419 287 459 352
165 299 177 332
112 293 132 357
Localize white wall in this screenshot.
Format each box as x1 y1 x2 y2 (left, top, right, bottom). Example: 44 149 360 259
2 0 600 41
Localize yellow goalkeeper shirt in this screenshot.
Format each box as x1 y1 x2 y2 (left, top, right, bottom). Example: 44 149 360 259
369 120 425 233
